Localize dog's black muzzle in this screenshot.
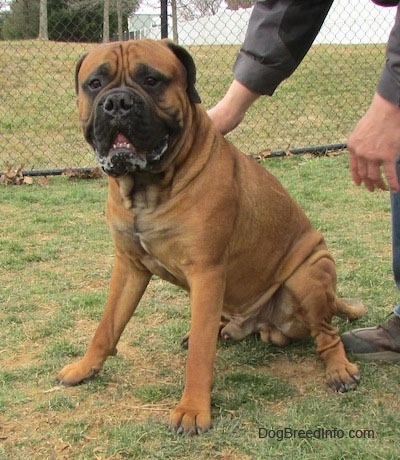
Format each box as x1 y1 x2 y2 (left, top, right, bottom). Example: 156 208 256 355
88 88 170 176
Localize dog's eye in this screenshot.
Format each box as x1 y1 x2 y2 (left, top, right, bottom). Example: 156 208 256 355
144 77 158 87
88 79 102 90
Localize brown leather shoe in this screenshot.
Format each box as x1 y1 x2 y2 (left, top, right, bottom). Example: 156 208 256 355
341 315 400 362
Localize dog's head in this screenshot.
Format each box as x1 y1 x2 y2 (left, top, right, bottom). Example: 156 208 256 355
75 39 201 176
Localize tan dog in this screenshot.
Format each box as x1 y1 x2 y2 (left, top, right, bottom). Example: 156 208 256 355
57 39 365 435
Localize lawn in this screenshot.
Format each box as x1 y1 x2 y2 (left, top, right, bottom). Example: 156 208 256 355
1 153 399 459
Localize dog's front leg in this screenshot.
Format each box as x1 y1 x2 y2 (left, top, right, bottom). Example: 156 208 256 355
169 266 225 435
57 256 151 385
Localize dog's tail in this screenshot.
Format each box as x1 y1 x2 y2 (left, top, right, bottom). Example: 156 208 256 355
335 297 366 320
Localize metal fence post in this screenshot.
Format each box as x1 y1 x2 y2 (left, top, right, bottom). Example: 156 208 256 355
161 0 168 39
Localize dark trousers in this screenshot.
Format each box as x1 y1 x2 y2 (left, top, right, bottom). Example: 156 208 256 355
392 157 400 317
393 157 400 288
392 192 400 289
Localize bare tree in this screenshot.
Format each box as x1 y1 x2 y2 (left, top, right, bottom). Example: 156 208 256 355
103 0 110 42
106 0 136 41
171 0 178 42
177 0 222 20
117 0 123 40
38 0 48 40
225 0 255 10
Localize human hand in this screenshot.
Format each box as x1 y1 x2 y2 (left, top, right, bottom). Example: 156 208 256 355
348 93 400 192
207 80 260 135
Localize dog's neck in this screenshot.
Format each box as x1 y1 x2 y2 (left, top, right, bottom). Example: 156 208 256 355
113 104 222 211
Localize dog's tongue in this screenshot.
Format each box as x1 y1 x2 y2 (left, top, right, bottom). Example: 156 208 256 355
110 133 138 155
113 133 130 146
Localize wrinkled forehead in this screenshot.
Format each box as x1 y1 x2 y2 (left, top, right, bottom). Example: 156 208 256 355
78 40 184 84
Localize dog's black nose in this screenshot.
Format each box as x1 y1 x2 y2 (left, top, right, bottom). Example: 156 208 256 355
103 92 134 118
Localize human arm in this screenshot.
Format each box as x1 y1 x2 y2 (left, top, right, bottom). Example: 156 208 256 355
348 5 400 192
233 0 334 95
208 0 334 133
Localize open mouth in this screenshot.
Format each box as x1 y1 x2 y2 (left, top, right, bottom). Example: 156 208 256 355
97 133 169 176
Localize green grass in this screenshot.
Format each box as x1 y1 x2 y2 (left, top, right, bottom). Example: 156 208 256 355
1 153 399 459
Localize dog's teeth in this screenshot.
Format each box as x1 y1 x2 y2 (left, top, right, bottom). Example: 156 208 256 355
111 140 133 151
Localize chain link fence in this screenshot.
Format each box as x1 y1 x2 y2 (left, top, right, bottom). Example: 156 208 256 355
0 0 397 174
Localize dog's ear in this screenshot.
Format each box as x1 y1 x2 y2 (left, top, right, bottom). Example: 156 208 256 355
164 41 201 104
75 53 88 95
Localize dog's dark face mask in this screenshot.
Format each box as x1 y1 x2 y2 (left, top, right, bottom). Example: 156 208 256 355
75 40 201 177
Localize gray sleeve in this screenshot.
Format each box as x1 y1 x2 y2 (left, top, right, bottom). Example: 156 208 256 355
377 6 400 105
233 0 334 95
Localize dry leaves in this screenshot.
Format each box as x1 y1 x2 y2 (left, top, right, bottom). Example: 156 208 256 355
0 163 33 185
249 144 345 162
63 167 103 180
0 164 103 186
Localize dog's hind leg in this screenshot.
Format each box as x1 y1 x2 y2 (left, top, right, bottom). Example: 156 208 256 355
283 250 361 392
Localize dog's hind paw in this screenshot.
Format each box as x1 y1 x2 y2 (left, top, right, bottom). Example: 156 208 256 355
326 361 360 393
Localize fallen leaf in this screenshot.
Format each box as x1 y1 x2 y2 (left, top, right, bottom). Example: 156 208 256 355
0 163 25 185
63 167 103 180
37 176 51 187
23 176 34 185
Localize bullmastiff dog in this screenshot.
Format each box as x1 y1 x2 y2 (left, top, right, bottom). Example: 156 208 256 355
57 39 365 435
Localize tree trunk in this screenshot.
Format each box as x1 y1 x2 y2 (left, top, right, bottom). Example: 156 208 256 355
38 0 48 40
117 0 123 40
171 0 178 43
103 0 110 42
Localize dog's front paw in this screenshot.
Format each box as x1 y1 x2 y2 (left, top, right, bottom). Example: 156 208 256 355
169 403 211 435
56 359 100 386
326 361 360 393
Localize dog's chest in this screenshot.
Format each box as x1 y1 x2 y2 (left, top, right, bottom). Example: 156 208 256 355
110 181 189 288
133 214 187 288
